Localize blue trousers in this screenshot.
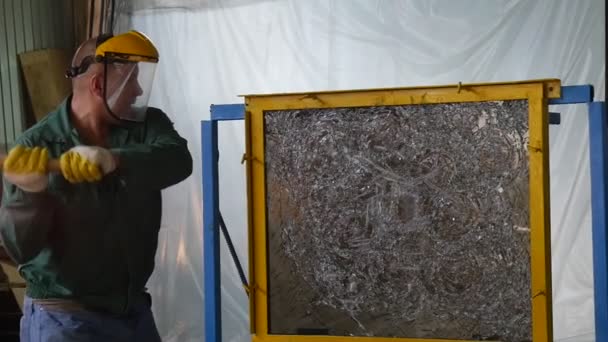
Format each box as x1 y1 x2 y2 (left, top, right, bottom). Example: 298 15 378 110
20 296 162 342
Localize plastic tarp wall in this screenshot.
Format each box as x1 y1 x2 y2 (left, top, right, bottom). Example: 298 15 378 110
118 1 605 341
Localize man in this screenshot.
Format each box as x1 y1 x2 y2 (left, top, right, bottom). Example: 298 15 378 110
0 30 192 341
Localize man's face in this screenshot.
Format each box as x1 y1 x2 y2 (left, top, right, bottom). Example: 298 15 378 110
105 63 144 119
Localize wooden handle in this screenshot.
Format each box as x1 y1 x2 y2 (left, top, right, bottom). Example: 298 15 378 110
48 159 62 172
0 155 62 173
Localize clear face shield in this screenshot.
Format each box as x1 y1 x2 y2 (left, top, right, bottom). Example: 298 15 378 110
103 60 157 122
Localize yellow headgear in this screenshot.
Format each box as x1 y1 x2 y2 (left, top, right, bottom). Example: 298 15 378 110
96 30 159 63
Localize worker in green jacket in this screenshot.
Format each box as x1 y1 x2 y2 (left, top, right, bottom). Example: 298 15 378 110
0 30 192 341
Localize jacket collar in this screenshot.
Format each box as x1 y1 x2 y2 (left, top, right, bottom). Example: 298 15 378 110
53 96 130 147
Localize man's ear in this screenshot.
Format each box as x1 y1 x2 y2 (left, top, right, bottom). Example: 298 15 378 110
89 73 104 98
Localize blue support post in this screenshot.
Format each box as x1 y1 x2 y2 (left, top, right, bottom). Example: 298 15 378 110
588 101 608 342
202 120 221 342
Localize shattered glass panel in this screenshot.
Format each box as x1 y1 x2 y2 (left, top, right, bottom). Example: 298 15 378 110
264 101 531 342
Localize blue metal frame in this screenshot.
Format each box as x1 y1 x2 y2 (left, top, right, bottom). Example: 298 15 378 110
589 101 608 341
202 87 608 342
210 104 246 121
202 119 222 342
547 84 607 341
548 85 594 104
203 104 245 342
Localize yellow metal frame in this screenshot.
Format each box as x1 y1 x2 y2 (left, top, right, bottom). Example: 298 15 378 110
244 79 560 342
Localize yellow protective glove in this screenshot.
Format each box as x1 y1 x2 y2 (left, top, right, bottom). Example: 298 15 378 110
59 146 116 183
3 145 49 192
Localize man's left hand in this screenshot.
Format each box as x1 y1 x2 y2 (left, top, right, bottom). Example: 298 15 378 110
60 146 117 183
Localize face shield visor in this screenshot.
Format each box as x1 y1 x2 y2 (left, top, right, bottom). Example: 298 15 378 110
103 59 157 122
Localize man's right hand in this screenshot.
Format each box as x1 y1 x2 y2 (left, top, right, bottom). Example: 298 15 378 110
3 145 49 193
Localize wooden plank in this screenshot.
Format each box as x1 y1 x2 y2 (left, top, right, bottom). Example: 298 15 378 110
0 0 11 149
18 49 71 122
528 89 553 342
72 0 89 46
0 261 25 312
5 0 22 141
88 0 103 38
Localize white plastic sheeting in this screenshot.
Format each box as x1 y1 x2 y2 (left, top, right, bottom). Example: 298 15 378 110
122 1 605 341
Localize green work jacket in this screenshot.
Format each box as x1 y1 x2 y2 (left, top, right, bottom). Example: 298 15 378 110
0 97 193 314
